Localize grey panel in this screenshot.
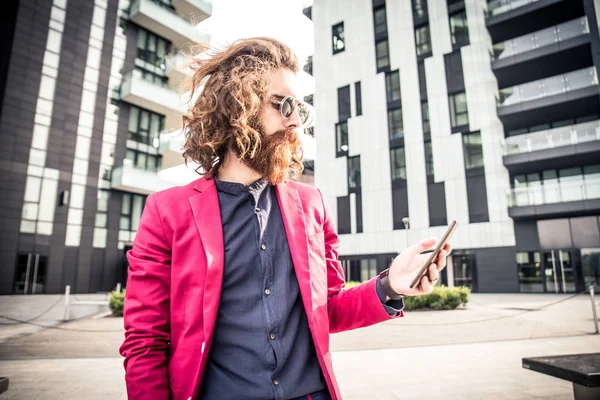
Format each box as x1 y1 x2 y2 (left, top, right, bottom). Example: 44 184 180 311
514 220 540 250
428 182 447 226
466 174 489 223
570 216 600 248
537 218 573 248
474 247 518 293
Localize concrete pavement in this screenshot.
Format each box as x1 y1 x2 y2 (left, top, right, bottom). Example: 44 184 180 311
1 292 598 399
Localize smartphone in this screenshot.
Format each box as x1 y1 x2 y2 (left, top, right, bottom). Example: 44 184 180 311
409 220 458 289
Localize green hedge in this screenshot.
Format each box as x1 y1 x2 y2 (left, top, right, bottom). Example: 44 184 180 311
109 289 126 317
344 281 470 311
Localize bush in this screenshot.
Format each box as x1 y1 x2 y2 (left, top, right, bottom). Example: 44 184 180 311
404 285 470 311
109 289 126 317
345 281 361 289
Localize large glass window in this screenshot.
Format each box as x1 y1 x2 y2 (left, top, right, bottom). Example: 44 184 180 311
390 147 407 180
373 7 387 37
375 39 390 72
348 156 361 190
360 258 378 282
517 251 543 293
385 71 401 103
136 28 170 68
415 25 432 57
424 141 434 176
337 196 351 234
332 22 345 54
128 105 164 146
412 0 428 19
336 121 349 156
355 81 362 116
388 108 404 139
126 149 161 171
120 193 147 232
449 10 469 48
462 131 483 170
449 91 468 128
338 85 351 121
422 100 430 133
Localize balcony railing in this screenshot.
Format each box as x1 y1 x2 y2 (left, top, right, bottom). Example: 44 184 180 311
487 0 540 18
497 67 598 107
492 17 589 60
508 179 600 207
502 120 600 155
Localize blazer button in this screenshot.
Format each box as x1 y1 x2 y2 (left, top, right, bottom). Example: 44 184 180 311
261 244 266 250
269 332 276 340
273 379 279 385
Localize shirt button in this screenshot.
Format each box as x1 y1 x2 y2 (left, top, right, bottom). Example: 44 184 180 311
255 207 261 213
261 244 266 250
265 288 271 295
269 333 275 340
273 379 279 386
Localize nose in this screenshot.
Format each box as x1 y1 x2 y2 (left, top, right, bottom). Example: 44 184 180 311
285 107 302 129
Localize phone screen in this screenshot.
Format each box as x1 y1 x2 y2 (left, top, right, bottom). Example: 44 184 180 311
409 220 458 289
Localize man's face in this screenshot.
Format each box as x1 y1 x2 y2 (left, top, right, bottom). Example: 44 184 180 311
261 68 303 136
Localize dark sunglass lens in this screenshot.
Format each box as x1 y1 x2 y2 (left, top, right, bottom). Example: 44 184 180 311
280 97 295 118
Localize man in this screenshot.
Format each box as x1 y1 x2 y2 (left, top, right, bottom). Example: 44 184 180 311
120 37 451 400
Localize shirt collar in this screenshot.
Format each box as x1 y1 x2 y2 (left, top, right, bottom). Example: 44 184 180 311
214 176 269 195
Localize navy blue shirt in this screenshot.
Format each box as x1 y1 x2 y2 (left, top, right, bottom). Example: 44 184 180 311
199 178 325 400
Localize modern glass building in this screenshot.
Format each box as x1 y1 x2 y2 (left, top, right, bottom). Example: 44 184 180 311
311 0 600 293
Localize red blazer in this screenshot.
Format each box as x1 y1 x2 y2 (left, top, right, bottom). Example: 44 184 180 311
120 177 401 400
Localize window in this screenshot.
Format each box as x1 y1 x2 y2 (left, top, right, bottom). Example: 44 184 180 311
337 196 351 234
390 147 407 180
128 105 164 146
412 0 428 19
449 10 469 47
126 149 161 171
392 187 409 230
517 252 543 293
303 55 313 76
385 71 401 103
303 6 312 20
360 258 377 282
338 85 351 121
424 141 434 176
134 67 167 86
137 28 170 69
336 122 349 156
303 94 313 106
462 131 483 170
375 39 390 72
418 61 427 99
348 156 361 190
422 100 430 133
356 193 363 233
449 92 468 128
388 108 404 139
355 81 362 116
373 7 387 38
120 193 147 232
415 25 432 57
332 22 345 54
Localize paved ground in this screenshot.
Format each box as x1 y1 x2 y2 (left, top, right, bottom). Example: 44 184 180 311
1 292 598 399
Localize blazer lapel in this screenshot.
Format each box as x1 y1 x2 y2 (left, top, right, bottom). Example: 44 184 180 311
189 177 224 341
276 183 313 317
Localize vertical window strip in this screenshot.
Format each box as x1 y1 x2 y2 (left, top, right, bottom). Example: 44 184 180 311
20 0 68 235
66 0 107 247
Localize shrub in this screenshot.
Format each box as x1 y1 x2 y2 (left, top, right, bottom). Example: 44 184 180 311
345 281 361 289
109 289 126 317
404 285 470 311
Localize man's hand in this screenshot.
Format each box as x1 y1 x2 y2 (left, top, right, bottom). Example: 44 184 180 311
388 238 453 297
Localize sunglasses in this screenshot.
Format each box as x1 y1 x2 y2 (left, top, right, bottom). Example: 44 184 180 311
270 95 315 129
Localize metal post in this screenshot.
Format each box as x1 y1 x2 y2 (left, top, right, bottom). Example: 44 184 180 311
63 285 71 321
558 250 567 294
551 250 559 293
590 286 599 334
116 282 122 293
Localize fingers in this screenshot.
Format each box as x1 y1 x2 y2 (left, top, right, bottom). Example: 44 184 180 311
420 275 433 293
436 250 447 271
407 238 436 258
444 242 453 255
428 264 439 282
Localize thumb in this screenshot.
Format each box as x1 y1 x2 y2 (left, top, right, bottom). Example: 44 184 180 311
406 238 436 258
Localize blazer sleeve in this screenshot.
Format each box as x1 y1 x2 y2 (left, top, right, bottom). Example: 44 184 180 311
317 189 402 333
119 194 171 400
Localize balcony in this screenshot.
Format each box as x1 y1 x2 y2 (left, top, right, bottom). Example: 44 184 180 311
502 120 600 173
486 0 583 44
111 160 198 195
496 67 600 131
120 70 188 128
165 52 192 89
173 0 212 22
492 17 591 88
507 179 600 219
159 129 186 169
129 0 209 49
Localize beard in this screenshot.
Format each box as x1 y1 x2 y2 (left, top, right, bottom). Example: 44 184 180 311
241 126 304 185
